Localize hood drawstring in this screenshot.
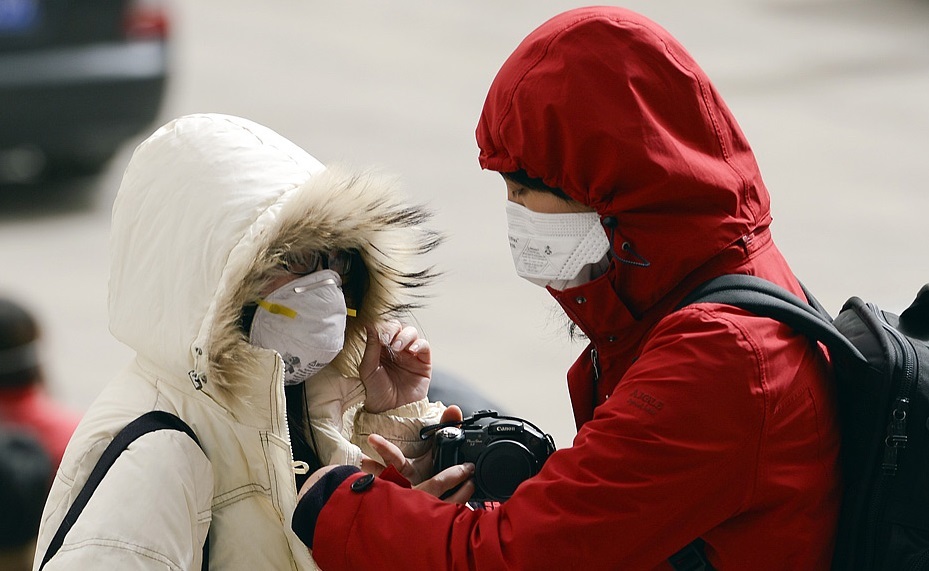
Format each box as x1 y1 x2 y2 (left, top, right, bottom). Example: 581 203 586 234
601 216 651 268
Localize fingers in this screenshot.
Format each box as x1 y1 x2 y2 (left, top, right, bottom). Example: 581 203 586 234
359 455 386 476
365 321 431 366
442 479 476 504
376 322 414 352
406 338 430 364
367 433 405 468
366 433 417 481
387 324 429 361
439 405 463 424
414 463 475 500
377 320 403 346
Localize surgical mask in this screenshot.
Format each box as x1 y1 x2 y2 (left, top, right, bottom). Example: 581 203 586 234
249 269 348 385
506 201 610 290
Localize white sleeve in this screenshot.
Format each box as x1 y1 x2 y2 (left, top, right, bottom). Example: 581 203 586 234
302 368 446 467
352 398 447 462
304 367 366 467
37 430 213 571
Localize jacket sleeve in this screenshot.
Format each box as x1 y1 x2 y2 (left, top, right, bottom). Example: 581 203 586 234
352 398 446 461
305 367 446 467
297 307 776 571
36 429 213 571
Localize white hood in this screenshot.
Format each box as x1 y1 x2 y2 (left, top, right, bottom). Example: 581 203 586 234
107 113 439 404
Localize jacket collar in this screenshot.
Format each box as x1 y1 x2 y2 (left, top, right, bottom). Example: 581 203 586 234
550 227 777 358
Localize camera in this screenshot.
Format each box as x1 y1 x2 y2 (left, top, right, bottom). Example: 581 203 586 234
421 410 556 502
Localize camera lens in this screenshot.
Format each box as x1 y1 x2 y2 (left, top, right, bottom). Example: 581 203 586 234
475 440 536 501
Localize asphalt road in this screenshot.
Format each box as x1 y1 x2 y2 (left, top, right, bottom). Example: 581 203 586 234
1 0 927 449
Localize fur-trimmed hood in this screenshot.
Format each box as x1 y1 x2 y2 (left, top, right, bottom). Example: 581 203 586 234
108 114 439 407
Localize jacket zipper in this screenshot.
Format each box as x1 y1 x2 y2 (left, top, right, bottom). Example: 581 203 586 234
873 304 918 476
270 353 298 482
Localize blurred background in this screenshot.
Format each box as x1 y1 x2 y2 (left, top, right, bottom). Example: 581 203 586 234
1 0 927 450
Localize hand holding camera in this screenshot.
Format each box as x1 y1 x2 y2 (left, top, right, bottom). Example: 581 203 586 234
420 410 556 502
361 408 555 504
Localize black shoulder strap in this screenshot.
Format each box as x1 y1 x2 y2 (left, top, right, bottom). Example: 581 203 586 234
39 410 210 570
677 274 866 365
668 274 867 571
668 538 712 571
900 284 929 338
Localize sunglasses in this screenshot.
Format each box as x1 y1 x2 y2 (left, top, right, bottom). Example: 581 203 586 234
282 250 356 281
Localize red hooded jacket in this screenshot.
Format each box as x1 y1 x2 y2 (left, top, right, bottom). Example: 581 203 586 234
299 7 841 570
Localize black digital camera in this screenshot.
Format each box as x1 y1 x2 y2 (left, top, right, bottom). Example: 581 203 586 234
421 410 556 502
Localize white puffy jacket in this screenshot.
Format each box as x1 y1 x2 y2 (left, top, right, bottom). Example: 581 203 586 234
34 114 445 570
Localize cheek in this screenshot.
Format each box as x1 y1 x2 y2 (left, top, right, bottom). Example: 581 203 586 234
522 194 564 214
262 274 297 296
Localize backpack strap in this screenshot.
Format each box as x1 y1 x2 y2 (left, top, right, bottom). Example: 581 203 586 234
900 284 929 339
668 538 712 571
668 274 868 571
39 410 210 570
677 274 866 365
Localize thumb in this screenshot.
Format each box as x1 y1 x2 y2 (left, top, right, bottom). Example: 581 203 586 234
439 405 463 424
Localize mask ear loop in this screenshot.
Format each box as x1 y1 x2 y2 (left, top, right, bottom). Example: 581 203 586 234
601 216 650 268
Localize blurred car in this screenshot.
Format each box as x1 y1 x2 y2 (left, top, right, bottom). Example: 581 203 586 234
0 0 170 182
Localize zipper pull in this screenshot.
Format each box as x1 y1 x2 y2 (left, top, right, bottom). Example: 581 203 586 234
590 347 600 382
590 347 601 405
188 369 206 390
188 347 206 390
882 397 909 475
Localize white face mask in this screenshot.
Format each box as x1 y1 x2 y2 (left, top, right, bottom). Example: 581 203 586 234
506 201 611 290
249 269 347 385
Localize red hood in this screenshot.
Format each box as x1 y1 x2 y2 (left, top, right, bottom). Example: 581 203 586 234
477 7 771 315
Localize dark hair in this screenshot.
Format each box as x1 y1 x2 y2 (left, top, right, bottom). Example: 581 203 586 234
339 249 370 315
0 298 41 388
502 169 575 202
0 428 52 549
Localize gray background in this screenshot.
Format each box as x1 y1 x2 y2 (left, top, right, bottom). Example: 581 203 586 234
1 0 927 449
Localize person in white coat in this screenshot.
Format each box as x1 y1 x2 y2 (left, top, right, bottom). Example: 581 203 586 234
33 113 469 570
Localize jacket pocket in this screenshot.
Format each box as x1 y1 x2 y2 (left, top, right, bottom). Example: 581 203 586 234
261 431 298 518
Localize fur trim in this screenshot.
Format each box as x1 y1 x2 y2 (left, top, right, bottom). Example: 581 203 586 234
207 166 442 397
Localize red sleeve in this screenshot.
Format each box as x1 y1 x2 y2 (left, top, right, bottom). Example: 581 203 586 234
312 306 768 570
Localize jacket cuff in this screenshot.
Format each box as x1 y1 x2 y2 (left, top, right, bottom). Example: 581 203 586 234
378 464 412 488
292 465 360 548
354 398 446 460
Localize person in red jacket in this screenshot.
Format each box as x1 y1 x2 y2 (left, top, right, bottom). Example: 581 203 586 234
291 6 842 570
0 297 82 470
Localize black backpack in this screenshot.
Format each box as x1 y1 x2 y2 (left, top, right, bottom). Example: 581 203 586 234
668 274 929 571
